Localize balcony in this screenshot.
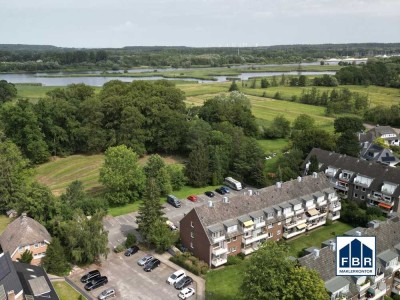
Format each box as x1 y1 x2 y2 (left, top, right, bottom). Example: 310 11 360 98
294 208 304 215
329 203 341 212
283 210 294 218
392 283 400 295
211 257 227 267
370 272 384 284
307 220 326 230
284 218 306 229
254 221 266 229
389 262 400 273
283 228 306 239
212 235 226 243
366 284 386 300
368 194 394 206
357 281 371 292
243 232 269 245
335 183 349 192
304 203 316 210
317 200 327 207
242 247 255 255
242 226 254 233
328 213 340 221
328 195 338 202
212 246 228 256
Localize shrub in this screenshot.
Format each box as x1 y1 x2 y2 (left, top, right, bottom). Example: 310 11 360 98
226 255 243 266
170 252 209 275
273 92 282 100
237 252 245 260
114 244 126 253
125 233 137 248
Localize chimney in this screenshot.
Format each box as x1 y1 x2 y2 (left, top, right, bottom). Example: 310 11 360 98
208 201 213 208
222 197 229 203
313 248 320 259
276 182 282 188
329 241 336 251
21 212 27 218
355 230 362 237
297 176 302 182
248 189 253 196
7 291 15 300
312 172 318 178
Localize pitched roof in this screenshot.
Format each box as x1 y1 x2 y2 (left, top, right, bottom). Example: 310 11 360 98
193 173 332 229
368 126 398 138
0 253 23 297
0 214 51 256
303 148 400 198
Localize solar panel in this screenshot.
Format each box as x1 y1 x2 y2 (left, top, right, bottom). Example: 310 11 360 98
28 276 50 296
0 256 10 282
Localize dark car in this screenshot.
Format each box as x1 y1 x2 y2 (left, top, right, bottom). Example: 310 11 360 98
85 276 108 291
80 270 101 283
215 188 226 195
124 245 139 257
167 195 181 208
220 186 230 193
143 258 160 272
204 191 215 198
174 276 193 290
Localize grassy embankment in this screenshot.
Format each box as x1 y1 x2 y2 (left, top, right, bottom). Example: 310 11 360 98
205 221 353 300
53 281 86 300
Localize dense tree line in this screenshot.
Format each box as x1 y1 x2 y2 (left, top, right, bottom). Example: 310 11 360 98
335 58 400 87
364 104 400 127
1 43 400 72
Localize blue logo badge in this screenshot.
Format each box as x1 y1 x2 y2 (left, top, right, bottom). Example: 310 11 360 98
336 236 376 276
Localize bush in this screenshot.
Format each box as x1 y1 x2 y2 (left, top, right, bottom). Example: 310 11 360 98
226 255 243 266
114 244 126 253
237 252 245 260
169 252 209 275
273 92 282 100
125 233 137 248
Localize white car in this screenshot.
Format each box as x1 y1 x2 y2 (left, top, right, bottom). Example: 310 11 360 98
178 287 195 299
166 220 177 231
166 269 185 285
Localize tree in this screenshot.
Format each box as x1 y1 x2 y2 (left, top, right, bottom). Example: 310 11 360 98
61 210 109 264
282 266 329 300
0 80 17 103
337 130 361 157
373 137 389 148
308 154 319 174
167 164 186 191
186 144 210 187
334 116 364 134
298 75 307 87
260 78 269 88
0 139 32 212
292 114 315 131
136 179 166 242
291 128 337 154
19 250 33 264
228 81 239 92
265 115 291 138
148 220 178 253
144 155 172 196
42 238 71 276
240 242 295 299
100 145 145 205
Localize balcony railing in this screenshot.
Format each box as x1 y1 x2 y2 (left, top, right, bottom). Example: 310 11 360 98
211 257 227 267
357 281 371 292
328 213 340 221
307 220 326 230
294 208 305 215
283 211 294 218
369 271 384 284
284 218 306 229
283 228 306 239
242 247 255 255
243 233 269 245
212 246 228 256
212 235 226 243
317 200 327 207
254 221 266 229
329 203 341 212
242 226 254 233
389 262 400 273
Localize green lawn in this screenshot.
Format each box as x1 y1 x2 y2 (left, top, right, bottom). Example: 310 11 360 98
53 281 86 300
205 221 354 300
286 221 353 257
0 215 12 235
206 263 246 300
257 139 290 154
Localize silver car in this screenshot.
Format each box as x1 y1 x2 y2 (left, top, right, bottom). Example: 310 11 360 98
137 254 154 266
98 288 115 300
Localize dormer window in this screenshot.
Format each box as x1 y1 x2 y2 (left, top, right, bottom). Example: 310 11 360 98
227 225 237 233
267 212 274 219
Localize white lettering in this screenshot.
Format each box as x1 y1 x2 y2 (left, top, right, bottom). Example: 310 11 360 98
341 257 348 265
364 257 372 267
352 257 360 266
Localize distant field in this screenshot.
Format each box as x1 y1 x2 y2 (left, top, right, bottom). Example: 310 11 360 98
15 85 60 100
35 154 185 196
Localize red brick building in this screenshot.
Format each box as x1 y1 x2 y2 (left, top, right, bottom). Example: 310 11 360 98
180 173 340 267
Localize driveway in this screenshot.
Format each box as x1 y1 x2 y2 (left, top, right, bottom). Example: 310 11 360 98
69 250 196 300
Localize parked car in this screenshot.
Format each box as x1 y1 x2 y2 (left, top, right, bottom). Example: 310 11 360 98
178 287 195 299
215 187 226 195
220 186 230 193
167 194 181 208
166 220 177 231
143 258 161 272
166 269 186 285
187 195 197 202
174 276 193 290
85 276 108 291
204 191 215 198
98 288 116 299
124 245 139 256
137 254 154 266
80 270 101 283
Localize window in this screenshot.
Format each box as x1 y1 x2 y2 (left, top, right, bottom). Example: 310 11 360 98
268 232 273 238
355 185 359 190
25 245 30 250
191 221 194 228
18 246 24 253
268 224 273 229
277 230 281 235
190 242 194 249
354 193 358 198
34 243 39 248
232 236 237 241
226 238 231 243
191 232 194 238
362 187 366 192
361 195 365 200
227 225 237 233
267 212 274 219
229 247 237 253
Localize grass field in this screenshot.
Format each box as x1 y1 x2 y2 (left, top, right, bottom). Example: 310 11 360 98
53 281 86 300
0 216 12 235
205 221 353 300
257 139 290 154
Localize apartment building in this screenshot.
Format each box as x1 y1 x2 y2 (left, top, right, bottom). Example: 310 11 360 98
303 148 400 215
180 173 341 267
299 217 400 300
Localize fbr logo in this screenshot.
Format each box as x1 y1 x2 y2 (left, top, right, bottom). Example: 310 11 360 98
336 236 376 276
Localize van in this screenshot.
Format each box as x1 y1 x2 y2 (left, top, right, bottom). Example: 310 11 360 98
167 195 181 208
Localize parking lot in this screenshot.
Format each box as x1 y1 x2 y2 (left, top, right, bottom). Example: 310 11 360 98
70 250 196 300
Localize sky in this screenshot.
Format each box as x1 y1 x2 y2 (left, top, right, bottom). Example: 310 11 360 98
1 0 400 48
